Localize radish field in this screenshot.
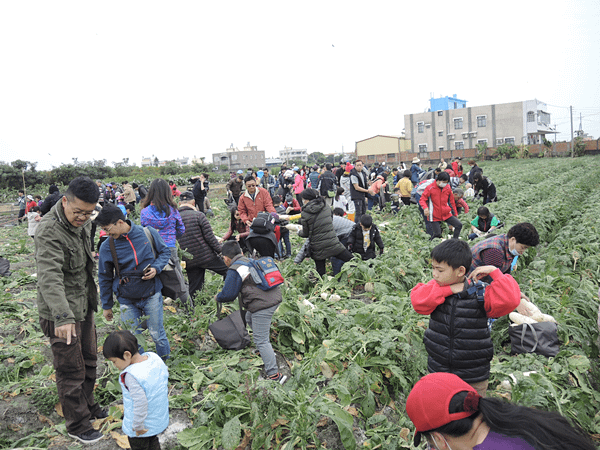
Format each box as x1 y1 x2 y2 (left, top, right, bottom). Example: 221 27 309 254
1 157 599 449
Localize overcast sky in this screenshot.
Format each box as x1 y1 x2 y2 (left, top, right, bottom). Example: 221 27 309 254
1 1 599 170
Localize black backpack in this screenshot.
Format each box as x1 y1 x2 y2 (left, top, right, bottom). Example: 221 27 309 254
250 212 275 235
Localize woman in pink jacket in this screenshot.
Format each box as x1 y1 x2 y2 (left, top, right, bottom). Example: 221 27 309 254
293 166 305 207
419 172 462 240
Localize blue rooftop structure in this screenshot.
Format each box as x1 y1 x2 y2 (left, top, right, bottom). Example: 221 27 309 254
430 94 467 111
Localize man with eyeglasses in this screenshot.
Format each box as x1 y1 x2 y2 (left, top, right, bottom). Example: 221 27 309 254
238 175 279 257
237 175 277 227
35 176 106 444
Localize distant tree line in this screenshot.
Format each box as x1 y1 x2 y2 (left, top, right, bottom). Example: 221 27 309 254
0 158 225 191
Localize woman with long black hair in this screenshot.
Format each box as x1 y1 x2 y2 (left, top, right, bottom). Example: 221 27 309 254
140 178 191 309
406 372 595 450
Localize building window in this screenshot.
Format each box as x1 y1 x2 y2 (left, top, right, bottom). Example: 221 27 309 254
454 118 463 130
496 138 504 145
438 111 443 116
418 144 428 152
527 111 535 122
387 153 395 159
505 137 515 145
438 131 443 137
368 155 375 160
438 147 444 151
477 115 487 127
455 141 464 150
417 122 424 133
477 139 488 145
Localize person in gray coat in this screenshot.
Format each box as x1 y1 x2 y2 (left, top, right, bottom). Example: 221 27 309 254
298 189 353 277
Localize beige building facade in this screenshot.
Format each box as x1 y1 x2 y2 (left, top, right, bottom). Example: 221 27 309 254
355 135 411 164
404 99 556 157
212 143 265 170
279 147 308 164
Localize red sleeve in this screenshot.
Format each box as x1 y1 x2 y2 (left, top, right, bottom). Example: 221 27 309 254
483 269 522 318
411 279 453 315
448 189 458 215
237 198 249 223
275 225 281 242
460 198 469 214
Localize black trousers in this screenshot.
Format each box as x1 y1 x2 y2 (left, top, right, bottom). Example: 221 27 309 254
248 236 277 258
186 255 229 302
39 310 100 435
128 435 161 450
428 215 463 239
314 248 353 276
353 198 367 224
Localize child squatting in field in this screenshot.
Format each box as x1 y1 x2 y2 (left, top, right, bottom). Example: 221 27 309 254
410 239 521 397
104 330 169 450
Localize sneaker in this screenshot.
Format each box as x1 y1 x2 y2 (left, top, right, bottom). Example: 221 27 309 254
90 408 108 420
68 429 104 444
268 372 288 385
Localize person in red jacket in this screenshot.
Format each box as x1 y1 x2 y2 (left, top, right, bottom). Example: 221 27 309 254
237 175 277 227
419 172 462 240
410 239 523 396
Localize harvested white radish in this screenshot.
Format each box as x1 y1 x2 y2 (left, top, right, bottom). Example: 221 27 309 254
302 299 316 309
329 294 341 301
539 313 557 323
509 312 538 325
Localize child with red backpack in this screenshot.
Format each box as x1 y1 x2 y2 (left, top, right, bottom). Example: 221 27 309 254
216 241 287 384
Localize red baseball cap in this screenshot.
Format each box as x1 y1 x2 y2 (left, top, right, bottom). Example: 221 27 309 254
406 373 479 445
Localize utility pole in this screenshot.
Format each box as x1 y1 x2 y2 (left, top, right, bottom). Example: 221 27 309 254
570 105 574 158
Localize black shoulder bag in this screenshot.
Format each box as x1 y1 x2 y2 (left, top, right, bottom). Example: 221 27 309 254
109 238 155 300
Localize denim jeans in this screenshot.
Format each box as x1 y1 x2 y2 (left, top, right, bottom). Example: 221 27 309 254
278 231 292 257
245 305 279 376
367 193 380 210
118 291 170 359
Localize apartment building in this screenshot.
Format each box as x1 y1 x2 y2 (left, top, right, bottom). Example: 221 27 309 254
212 143 265 170
405 96 557 157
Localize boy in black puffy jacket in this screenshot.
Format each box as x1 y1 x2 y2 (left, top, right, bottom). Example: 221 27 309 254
347 215 384 260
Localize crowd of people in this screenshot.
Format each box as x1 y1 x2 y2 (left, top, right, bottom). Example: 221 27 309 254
22 157 599 448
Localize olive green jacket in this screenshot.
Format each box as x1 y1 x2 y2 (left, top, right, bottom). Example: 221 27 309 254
35 201 98 326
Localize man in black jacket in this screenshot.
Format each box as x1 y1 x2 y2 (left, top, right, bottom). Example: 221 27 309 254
317 163 337 207
349 160 370 223
40 185 63 216
177 192 228 301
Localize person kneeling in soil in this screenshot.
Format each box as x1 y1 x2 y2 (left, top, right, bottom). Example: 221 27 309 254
216 241 287 384
410 239 522 397
468 206 500 240
104 330 169 450
347 214 384 261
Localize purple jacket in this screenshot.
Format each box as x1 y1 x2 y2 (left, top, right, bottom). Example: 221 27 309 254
140 205 185 248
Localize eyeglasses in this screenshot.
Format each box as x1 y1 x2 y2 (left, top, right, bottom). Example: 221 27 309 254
66 200 96 219
102 223 116 233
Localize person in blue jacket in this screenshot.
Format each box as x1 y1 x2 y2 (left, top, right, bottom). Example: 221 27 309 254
410 157 425 185
96 203 172 360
